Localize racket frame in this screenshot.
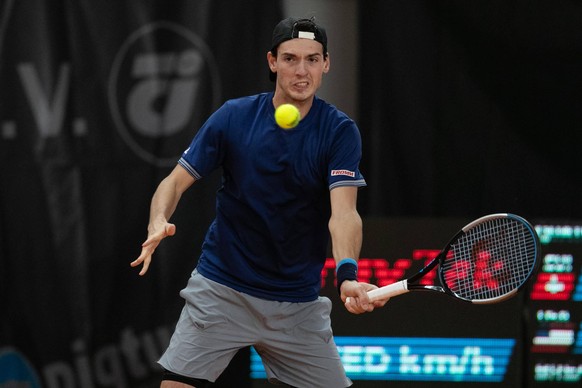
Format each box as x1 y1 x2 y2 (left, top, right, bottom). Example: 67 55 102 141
367 213 540 304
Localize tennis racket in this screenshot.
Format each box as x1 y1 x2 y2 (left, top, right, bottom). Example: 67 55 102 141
366 213 541 304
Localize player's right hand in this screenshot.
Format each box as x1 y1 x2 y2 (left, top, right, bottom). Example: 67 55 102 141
341 281 389 314
130 222 176 276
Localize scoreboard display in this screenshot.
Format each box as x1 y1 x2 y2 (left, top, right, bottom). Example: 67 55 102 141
250 218 582 387
527 224 582 385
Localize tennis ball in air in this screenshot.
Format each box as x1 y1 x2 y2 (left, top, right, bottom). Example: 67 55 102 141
274 104 300 129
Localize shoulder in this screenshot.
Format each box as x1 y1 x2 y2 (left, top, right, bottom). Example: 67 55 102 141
312 96 357 132
223 92 272 112
209 93 272 128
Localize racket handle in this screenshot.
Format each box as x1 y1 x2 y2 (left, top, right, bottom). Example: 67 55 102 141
367 280 409 302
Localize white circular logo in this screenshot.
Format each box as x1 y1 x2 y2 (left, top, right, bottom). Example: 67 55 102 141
109 21 221 166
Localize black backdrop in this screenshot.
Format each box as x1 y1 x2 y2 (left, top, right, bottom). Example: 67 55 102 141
1 0 581 387
359 0 582 220
0 1 281 387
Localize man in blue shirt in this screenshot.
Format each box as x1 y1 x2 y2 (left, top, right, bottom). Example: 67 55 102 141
132 17 387 388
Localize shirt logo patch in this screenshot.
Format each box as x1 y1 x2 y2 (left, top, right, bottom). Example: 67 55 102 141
331 169 355 177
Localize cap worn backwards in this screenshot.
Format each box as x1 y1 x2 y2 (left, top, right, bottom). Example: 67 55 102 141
269 17 328 81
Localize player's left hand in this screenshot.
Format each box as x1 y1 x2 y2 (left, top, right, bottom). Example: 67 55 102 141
341 281 389 314
130 221 176 276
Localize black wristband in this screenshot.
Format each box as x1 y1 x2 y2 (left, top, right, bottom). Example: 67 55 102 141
336 258 358 295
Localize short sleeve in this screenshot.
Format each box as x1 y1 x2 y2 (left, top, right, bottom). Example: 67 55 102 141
178 103 229 180
328 122 367 190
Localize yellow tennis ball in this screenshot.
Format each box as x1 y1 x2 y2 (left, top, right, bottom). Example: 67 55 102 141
274 104 300 129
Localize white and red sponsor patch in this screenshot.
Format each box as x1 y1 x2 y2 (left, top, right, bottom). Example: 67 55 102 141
331 169 355 177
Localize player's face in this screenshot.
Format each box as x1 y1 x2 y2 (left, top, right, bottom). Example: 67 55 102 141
268 38 330 104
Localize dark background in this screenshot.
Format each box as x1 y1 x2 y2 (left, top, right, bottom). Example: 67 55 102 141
1 0 580 387
359 1 581 220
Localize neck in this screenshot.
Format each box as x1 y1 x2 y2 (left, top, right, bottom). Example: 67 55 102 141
272 92 314 119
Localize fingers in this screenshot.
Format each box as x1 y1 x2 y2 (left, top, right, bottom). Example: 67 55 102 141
130 255 151 276
130 222 176 276
343 283 390 314
344 293 374 314
341 281 371 314
130 246 153 276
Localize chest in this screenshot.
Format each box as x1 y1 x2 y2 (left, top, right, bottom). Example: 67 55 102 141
226 122 330 192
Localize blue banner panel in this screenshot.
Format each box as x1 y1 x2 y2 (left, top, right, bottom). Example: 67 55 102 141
251 337 516 383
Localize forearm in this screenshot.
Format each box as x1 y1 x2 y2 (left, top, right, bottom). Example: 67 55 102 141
329 209 363 264
148 177 182 229
147 165 195 233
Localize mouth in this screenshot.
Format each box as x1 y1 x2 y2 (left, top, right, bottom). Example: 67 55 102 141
293 81 310 90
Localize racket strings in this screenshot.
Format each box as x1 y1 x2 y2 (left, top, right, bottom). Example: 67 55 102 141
441 218 537 302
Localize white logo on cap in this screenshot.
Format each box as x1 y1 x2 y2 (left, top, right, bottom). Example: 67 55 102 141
297 31 315 40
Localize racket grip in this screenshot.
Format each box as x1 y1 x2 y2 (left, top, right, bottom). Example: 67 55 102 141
367 280 409 302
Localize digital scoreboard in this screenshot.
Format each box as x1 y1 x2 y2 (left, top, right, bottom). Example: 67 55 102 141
527 224 582 385
250 218 582 387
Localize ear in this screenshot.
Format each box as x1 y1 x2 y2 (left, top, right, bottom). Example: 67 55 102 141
323 52 330 74
267 51 277 73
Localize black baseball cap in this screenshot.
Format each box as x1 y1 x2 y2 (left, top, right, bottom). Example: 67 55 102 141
269 17 328 81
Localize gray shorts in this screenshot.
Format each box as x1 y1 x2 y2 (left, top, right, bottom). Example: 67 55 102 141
158 271 352 387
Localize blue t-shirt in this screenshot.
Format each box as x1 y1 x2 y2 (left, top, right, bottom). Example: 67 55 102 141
179 92 366 302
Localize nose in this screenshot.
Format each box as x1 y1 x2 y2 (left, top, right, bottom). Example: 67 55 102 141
295 59 308 76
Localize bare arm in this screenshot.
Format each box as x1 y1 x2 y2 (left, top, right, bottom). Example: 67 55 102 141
329 186 387 313
329 186 363 265
130 165 196 275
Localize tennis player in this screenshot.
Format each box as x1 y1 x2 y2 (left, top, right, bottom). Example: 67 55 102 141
132 17 387 388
